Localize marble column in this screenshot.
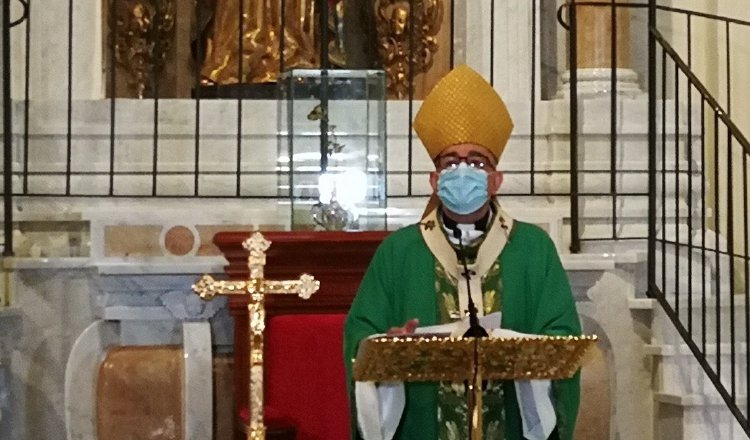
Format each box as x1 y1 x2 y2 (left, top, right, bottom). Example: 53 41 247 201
462 0 540 104
183 322 213 440
11 0 103 100
561 0 640 96
577 0 631 68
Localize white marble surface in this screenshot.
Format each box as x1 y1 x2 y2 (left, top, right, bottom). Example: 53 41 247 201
0 363 6 423
65 320 120 440
462 1 540 105
648 303 750 439
10 0 102 100
0 237 728 440
559 69 642 97
4 93 704 258
183 322 213 440
575 271 656 440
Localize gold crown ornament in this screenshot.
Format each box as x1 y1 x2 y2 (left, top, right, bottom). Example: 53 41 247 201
413 64 514 161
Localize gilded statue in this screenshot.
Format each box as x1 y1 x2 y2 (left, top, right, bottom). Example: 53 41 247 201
113 0 175 98
200 0 323 84
374 0 443 98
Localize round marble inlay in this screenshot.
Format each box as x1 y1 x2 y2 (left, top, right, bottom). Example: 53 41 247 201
163 225 197 256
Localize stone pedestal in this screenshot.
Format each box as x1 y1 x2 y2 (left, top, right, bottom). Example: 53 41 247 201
560 68 641 97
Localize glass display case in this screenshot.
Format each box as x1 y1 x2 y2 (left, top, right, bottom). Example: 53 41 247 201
278 69 387 230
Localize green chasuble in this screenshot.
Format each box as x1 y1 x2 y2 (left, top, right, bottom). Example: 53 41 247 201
344 219 581 440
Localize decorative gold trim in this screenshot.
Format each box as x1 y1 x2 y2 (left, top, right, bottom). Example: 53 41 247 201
353 334 597 382
192 231 320 440
419 202 513 318
419 219 436 230
112 0 175 98
374 0 444 98
199 0 318 85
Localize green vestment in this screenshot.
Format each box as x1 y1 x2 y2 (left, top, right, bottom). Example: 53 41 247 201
344 220 581 440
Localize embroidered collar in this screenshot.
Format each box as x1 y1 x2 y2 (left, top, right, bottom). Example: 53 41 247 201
419 201 515 319
440 205 493 232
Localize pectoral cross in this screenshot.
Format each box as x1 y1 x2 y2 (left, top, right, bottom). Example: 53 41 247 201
192 232 320 440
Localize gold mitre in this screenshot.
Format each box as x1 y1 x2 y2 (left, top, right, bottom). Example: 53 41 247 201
414 64 514 160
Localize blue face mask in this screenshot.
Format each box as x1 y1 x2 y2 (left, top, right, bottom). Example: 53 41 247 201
437 163 490 215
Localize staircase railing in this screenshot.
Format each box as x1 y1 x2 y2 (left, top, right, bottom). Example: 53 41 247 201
650 23 750 437
565 0 750 434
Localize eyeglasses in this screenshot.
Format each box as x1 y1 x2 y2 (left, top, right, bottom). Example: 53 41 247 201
436 153 494 171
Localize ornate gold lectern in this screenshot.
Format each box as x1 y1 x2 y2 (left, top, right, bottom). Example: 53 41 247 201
354 333 597 438
192 232 320 440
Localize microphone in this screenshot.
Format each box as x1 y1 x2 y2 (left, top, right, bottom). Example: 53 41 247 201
453 228 488 338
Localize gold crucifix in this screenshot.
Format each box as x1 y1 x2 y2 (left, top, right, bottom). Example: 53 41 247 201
192 231 320 440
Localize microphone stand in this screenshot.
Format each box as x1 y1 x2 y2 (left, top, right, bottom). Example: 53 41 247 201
453 228 488 338
453 228 487 440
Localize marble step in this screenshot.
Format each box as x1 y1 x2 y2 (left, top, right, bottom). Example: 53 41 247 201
647 342 749 396
654 392 749 440
650 296 750 344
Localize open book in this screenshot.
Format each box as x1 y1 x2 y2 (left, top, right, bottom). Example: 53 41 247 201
403 311 543 339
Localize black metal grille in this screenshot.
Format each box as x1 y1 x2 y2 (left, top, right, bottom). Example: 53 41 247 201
3 0 589 241
646 2 750 435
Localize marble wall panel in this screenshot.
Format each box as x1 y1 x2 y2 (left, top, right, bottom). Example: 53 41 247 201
195 225 253 256
25 175 68 195
24 138 70 173
238 175 284 198
17 97 700 203
110 175 155 196
69 175 112 196
10 0 102 100
105 225 163 258
111 138 159 173
241 136 283 172
97 346 184 440
155 139 202 171
68 138 116 173
150 175 197 197
5 266 98 440
195 139 242 173
193 175 238 197
386 174 409 197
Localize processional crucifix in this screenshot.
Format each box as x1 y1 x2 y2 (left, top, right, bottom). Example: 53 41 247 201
192 232 320 440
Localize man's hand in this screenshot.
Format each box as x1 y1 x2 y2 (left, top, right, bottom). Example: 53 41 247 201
387 318 419 335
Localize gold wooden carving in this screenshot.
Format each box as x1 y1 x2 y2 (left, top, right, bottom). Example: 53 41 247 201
200 0 318 85
193 232 320 440
374 0 443 99
354 334 597 382
112 0 175 98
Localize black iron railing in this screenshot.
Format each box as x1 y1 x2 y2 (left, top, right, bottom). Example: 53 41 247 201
2 0 27 256
3 0 585 250
561 1 656 253
650 22 750 436
648 3 750 434
17 0 507 199
563 0 750 433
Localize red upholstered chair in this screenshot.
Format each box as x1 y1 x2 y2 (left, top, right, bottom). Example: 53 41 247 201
263 313 350 440
218 230 387 440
